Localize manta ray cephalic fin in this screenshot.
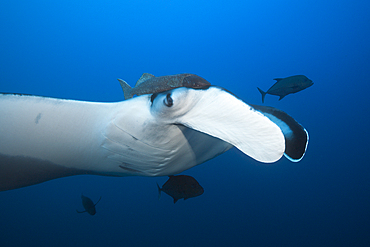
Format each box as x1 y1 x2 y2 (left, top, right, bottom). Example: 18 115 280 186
151 87 285 163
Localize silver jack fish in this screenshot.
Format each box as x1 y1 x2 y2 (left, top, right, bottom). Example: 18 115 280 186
76 194 102 215
257 75 313 103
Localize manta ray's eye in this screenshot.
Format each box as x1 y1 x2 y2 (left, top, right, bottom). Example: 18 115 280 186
163 93 173 107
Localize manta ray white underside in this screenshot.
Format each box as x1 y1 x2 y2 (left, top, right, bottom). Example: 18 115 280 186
0 86 308 191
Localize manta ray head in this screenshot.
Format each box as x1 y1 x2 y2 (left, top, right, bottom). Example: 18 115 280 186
149 86 286 163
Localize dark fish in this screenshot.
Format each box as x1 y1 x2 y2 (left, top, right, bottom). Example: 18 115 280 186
157 175 204 203
257 75 313 103
76 194 102 215
118 73 211 100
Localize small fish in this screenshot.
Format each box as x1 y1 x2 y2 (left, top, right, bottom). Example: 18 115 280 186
118 73 211 100
76 194 102 215
257 75 313 103
157 175 204 203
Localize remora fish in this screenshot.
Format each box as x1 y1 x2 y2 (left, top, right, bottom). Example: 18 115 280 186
157 175 204 203
257 75 313 103
0 86 309 192
76 194 102 215
117 73 211 99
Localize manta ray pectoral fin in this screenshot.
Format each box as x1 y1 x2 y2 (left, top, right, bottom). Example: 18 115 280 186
0 154 87 191
152 87 286 163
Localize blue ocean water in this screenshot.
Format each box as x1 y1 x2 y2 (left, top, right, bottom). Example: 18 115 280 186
1 0 369 246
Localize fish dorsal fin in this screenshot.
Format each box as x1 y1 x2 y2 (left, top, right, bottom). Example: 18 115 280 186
273 78 283 82
135 73 155 86
94 196 102 207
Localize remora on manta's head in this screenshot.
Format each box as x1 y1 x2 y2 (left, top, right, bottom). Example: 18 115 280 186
118 73 211 100
257 75 313 103
0 85 308 191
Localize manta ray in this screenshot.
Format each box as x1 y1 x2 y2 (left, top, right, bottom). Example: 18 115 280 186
0 86 308 191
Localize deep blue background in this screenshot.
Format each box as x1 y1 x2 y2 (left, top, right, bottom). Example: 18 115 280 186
1 1 369 246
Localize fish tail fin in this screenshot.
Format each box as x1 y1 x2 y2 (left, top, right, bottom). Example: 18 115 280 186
156 183 161 200
257 87 267 103
117 78 132 100
94 196 102 206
